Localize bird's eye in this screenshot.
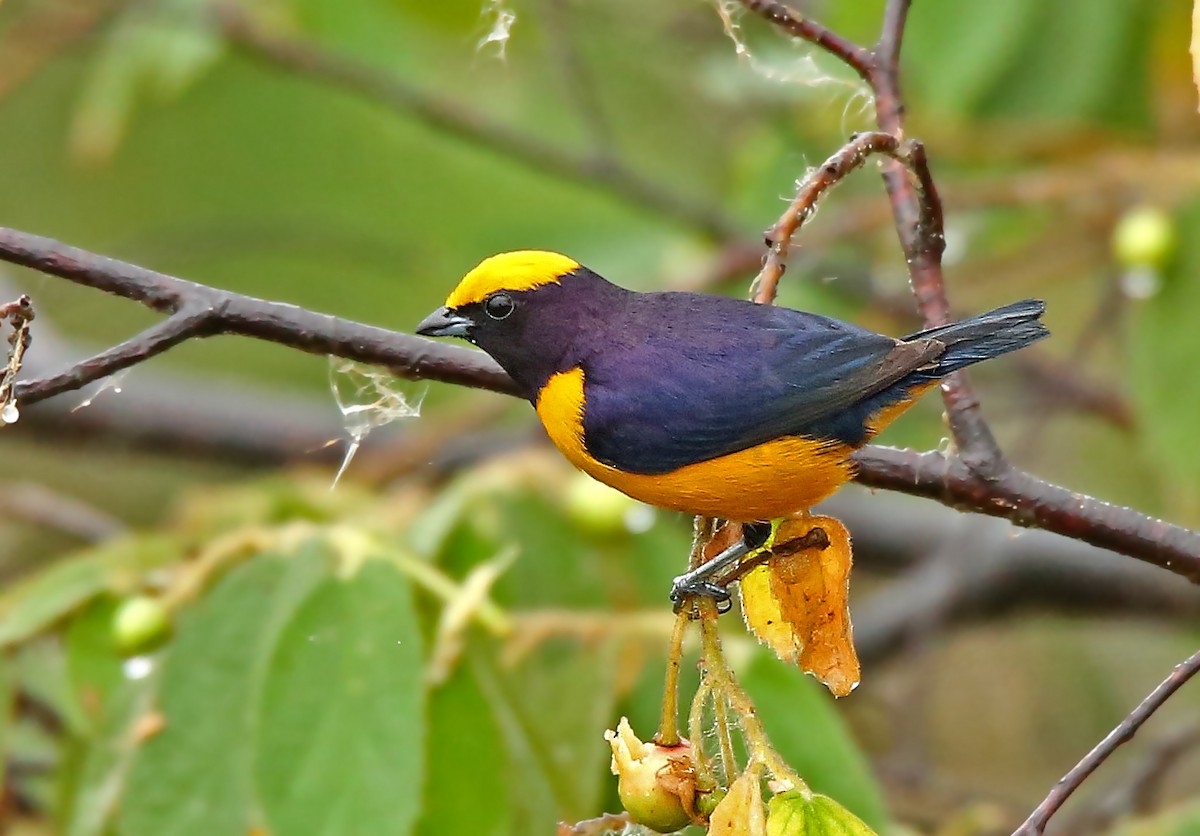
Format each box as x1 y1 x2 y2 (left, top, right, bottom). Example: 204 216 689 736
484 292 515 320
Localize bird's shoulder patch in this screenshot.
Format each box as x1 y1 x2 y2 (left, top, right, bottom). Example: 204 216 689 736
446 251 580 308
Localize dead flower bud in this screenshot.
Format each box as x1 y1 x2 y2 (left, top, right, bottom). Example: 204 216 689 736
605 717 696 833
707 768 767 836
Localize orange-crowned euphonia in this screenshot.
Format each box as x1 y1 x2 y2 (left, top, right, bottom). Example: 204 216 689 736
417 251 1047 599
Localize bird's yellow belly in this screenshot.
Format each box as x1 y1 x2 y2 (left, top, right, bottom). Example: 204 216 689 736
536 368 857 521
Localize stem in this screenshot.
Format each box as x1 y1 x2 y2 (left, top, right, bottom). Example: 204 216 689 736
657 517 715 745
688 679 717 787
656 610 690 747
713 693 739 783
1014 647 1200 834
697 600 809 793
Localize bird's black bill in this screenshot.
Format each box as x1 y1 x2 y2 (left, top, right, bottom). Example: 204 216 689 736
417 307 473 338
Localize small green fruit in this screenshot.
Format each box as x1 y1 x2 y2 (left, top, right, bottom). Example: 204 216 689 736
564 474 642 537
606 717 696 832
1113 206 1176 271
112 596 171 655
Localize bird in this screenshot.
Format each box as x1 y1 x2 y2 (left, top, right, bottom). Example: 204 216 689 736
417 251 1047 601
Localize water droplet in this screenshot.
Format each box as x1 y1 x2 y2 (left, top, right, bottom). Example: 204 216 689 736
1120 267 1161 299
123 655 154 681
624 505 656 534
1 402 17 424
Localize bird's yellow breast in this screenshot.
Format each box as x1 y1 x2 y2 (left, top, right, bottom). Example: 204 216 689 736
535 367 858 521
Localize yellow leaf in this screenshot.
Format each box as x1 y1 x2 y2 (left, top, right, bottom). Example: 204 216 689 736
740 564 800 664
739 516 860 697
708 769 767 836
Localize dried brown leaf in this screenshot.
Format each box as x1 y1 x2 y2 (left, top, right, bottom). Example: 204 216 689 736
740 516 860 696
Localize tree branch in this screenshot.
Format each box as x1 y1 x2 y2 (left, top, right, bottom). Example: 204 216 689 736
1013 647 1200 835
854 446 1200 583
753 131 902 305
0 227 518 403
732 0 874 81
2 226 1199 588
740 0 1003 473
19 306 215 403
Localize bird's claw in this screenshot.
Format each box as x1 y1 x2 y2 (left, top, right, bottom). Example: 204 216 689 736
670 577 732 614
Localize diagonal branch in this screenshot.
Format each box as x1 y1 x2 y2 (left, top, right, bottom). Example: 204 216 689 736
732 0 874 81
17 306 216 403
1013 647 1200 835
752 131 902 305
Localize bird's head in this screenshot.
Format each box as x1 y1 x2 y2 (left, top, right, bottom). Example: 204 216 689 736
417 250 622 399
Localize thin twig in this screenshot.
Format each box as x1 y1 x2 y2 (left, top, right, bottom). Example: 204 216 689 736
733 0 874 81
1064 725 1200 833
697 601 806 791
1 294 34 417
753 131 902 305
1013 648 1200 835
21 306 215 403
740 0 1010 479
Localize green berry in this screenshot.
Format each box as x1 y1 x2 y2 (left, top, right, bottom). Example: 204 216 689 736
564 474 640 537
112 596 171 655
1113 206 1176 271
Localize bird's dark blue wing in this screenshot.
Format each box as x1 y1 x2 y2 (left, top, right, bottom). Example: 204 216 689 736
579 292 934 475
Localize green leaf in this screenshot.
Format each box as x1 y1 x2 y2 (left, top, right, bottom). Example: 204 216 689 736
767 792 876 836
61 665 160 836
57 598 142 836
118 544 331 836
0 536 179 649
469 635 620 827
255 559 425 836
415 656 510 836
739 651 889 831
69 2 222 165
906 0 1153 130
64 598 127 730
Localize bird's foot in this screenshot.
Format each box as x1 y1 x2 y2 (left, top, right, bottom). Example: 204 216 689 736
669 576 733 614
669 521 780 614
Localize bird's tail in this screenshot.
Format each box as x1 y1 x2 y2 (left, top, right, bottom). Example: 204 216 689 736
906 299 1048 375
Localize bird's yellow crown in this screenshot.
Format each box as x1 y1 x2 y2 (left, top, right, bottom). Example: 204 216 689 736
446 250 581 309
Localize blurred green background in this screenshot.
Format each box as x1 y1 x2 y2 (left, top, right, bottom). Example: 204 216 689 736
2 0 1200 833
